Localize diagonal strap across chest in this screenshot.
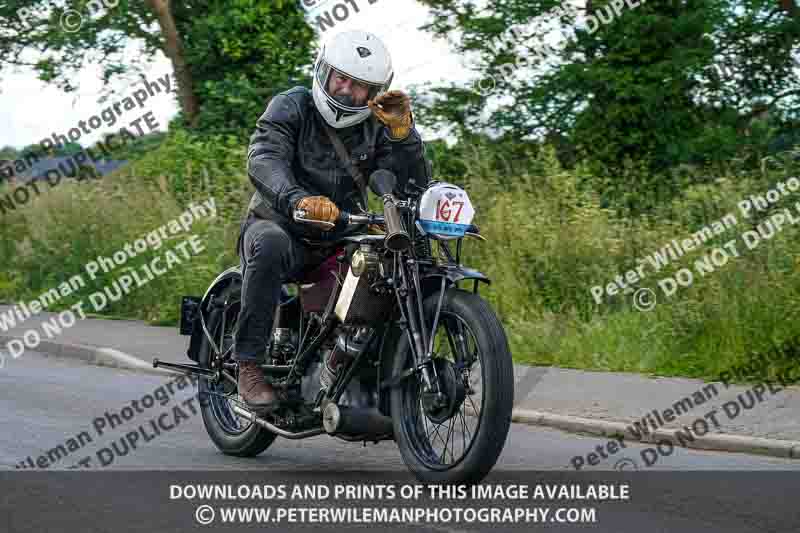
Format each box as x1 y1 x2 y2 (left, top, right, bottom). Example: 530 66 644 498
323 123 369 211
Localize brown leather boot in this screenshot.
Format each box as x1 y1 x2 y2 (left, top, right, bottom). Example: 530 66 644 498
238 361 281 413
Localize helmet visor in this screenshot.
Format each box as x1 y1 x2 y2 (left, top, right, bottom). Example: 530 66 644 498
316 60 389 109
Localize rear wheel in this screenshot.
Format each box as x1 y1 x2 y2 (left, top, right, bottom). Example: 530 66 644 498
198 282 277 457
390 288 514 484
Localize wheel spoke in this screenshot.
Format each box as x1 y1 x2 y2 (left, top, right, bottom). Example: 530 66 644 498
448 415 456 463
460 412 466 454
418 392 429 435
459 409 471 444
439 428 448 463
467 394 480 417
417 384 441 460
403 311 490 471
430 422 446 449
440 415 455 464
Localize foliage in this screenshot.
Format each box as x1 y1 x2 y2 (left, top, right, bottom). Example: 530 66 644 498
0 145 19 159
4 136 799 380
0 146 246 325
3 0 800 384
176 0 316 134
118 127 252 222
92 131 168 161
430 140 800 379
414 0 800 202
0 0 316 135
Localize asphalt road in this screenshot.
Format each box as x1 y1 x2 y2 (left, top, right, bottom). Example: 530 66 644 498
2 350 799 472
2 351 800 533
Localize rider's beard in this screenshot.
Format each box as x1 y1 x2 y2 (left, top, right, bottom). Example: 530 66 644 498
332 93 361 107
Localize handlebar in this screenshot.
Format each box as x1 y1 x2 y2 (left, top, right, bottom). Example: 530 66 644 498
292 208 384 230
292 195 411 251
343 212 383 226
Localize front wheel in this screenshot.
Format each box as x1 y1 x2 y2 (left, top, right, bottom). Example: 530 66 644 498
390 288 514 484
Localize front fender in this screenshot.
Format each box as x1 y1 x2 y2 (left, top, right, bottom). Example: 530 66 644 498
420 265 490 297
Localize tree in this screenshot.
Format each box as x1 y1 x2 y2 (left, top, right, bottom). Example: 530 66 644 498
415 0 800 196
0 145 18 159
0 0 316 134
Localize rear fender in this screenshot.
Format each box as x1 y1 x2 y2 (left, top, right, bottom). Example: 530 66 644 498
186 266 295 362
185 266 242 362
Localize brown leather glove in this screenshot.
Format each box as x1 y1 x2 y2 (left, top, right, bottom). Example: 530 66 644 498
296 195 340 231
368 90 413 140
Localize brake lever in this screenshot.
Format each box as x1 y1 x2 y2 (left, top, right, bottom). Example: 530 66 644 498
292 208 336 230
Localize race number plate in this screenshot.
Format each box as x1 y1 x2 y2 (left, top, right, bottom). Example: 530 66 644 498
418 183 475 239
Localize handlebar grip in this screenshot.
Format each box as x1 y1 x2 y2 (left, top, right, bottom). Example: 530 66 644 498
382 196 411 251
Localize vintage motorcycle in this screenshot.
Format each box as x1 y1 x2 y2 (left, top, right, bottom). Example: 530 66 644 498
154 170 514 484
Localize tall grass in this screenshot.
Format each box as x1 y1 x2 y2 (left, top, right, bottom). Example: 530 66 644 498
0 161 250 324
1 134 798 380
456 144 800 379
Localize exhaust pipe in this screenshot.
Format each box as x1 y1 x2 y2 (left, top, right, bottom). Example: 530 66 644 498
231 405 325 439
322 403 393 437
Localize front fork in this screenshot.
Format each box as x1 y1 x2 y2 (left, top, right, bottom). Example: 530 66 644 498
397 257 448 405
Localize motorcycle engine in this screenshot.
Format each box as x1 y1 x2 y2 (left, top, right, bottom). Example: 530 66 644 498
300 326 378 410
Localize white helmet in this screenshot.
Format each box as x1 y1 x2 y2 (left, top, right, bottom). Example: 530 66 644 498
312 30 394 129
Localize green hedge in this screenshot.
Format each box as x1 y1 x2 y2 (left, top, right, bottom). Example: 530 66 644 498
2 131 799 382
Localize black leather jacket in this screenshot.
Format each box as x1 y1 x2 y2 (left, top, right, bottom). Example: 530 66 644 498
243 86 432 242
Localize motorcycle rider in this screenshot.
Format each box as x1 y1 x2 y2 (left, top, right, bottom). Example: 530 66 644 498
234 30 431 413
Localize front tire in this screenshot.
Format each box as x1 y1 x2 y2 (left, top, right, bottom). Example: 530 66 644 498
390 288 514 484
198 282 278 457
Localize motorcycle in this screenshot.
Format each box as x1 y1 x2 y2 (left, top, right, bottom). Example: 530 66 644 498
154 169 514 484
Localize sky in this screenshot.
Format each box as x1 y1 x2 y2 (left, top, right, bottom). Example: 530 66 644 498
0 0 476 151
2 2 796 153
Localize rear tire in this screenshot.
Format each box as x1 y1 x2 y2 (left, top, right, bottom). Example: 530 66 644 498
390 288 514 484
198 282 278 457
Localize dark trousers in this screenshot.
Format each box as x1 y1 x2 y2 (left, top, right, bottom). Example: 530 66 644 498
234 216 328 362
